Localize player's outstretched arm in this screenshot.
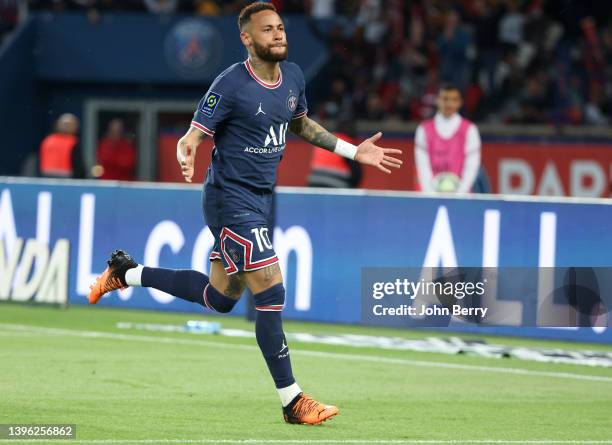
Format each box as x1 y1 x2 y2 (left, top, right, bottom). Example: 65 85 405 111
289 116 402 174
177 127 207 183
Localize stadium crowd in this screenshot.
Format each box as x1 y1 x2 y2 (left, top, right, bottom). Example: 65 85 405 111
311 0 612 126
2 0 611 126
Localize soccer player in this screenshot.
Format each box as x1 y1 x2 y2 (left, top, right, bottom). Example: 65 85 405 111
414 84 481 193
88 2 402 425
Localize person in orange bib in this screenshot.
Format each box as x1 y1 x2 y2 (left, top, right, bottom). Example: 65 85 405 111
39 113 85 178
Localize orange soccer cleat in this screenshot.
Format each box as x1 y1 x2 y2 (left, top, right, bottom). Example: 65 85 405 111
88 250 137 304
282 393 339 425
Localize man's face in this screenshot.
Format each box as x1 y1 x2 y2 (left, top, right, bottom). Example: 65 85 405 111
108 119 124 140
242 10 288 62
437 89 462 117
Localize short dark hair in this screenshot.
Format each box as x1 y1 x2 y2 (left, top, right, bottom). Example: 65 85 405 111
238 2 277 31
439 83 462 95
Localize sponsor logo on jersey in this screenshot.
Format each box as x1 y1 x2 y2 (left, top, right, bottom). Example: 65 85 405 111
243 123 289 154
244 146 285 154
200 92 222 118
264 123 288 147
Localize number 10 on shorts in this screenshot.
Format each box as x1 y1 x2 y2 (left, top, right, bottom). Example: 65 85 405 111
251 228 273 252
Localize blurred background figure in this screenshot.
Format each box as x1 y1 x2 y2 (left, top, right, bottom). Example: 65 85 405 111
39 113 85 179
308 0 334 19
307 119 362 189
144 0 178 15
437 9 471 91
414 84 482 193
95 118 137 181
193 0 220 16
0 0 18 45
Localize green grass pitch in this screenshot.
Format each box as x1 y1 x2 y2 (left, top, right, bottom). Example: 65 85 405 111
0 303 611 445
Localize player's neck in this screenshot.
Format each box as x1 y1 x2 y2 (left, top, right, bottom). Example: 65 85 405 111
437 112 458 120
248 57 281 84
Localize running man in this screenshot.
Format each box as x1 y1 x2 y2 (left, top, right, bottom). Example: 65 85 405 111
88 2 402 425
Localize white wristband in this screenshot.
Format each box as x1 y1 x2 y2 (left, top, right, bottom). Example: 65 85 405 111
334 138 358 160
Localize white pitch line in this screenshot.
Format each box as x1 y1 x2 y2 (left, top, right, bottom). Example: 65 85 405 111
2 439 612 444
1 323 612 384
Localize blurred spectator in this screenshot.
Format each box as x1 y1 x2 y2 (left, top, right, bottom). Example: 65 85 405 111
584 83 609 126
437 10 471 90
0 0 18 43
271 0 304 13
95 118 137 181
308 120 362 188
414 84 481 193
144 0 177 15
356 0 386 46
194 0 219 16
72 0 97 8
317 77 353 120
511 72 553 124
468 0 501 93
309 0 335 19
39 113 85 179
498 0 524 53
28 0 142 13
413 69 440 121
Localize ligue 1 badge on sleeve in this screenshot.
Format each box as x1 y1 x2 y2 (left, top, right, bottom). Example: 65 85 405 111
287 94 297 112
201 92 222 118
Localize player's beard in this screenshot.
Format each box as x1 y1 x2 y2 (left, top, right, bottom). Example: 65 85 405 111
253 40 288 62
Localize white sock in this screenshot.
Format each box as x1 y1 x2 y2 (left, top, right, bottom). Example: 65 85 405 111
277 382 302 407
124 265 144 287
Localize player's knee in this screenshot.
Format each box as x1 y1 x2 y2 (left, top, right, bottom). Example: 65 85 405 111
204 284 239 314
253 283 285 312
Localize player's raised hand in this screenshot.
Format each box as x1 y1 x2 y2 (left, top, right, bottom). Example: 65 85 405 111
177 139 195 183
355 132 403 174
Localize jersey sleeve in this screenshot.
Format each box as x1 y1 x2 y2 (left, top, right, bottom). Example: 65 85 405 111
292 65 308 120
191 74 235 136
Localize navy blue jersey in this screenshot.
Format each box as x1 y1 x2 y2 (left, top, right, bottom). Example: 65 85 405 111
191 59 307 226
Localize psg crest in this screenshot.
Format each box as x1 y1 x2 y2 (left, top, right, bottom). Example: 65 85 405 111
165 19 223 79
287 94 298 112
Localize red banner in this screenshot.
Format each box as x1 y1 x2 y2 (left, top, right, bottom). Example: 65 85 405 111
482 143 612 197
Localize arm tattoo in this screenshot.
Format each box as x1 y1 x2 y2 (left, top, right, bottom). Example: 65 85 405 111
289 116 338 152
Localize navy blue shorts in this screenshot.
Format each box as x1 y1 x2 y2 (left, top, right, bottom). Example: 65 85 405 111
208 223 278 275
203 183 277 275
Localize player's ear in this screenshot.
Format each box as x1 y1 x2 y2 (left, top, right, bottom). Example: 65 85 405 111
240 31 251 47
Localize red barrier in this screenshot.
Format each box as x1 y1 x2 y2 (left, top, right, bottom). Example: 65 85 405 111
158 134 214 184
158 134 612 197
482 143 612 197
